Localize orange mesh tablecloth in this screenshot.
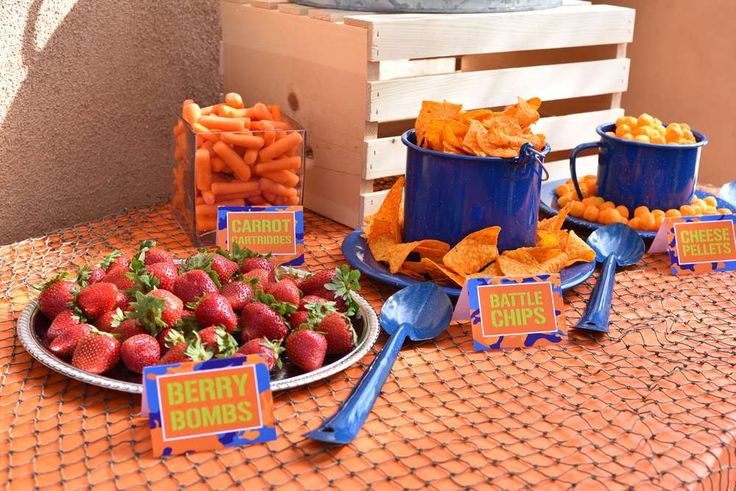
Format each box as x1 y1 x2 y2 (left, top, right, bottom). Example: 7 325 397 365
1 204 736 490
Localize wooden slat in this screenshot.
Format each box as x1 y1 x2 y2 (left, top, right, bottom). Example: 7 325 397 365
361 190 390 221
345 4 635 61
304 164 369 228
368 58 630 121
251 0 288 9
378 57 456 80
309 9 375 22
277 3 309 15
364 108 622 179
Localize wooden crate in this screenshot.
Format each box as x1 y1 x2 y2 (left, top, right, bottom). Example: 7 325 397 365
222 0 635 228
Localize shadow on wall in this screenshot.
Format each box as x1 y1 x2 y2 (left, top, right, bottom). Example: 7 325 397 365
0 0 222 245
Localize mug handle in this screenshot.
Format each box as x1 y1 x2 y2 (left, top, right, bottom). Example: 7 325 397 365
569 142 602 200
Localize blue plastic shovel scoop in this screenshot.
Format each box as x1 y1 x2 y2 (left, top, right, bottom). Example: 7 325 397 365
720 180 736 208
305 283 453 444
575 223 645 332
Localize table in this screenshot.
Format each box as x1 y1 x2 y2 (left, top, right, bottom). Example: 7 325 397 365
1 204 735 490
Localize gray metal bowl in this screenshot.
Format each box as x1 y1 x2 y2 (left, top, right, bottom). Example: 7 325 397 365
293 0 562 13
16 273 380 394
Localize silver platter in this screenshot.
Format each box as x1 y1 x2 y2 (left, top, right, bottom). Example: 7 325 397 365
16 274 380 394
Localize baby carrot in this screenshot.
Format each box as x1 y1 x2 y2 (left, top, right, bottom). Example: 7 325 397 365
211 180 260 196
221 133 264 149
248 195 268 205
211 156 226 173
260 177 298 197
200 104 222 116
174 120 184 136
197 200 246 217
202 190 215 205
262 170 299 188
283 194 300 205
213 141 251 182
261 120 276 146
200 140 216 158
259 132 303 162
225 92 245 109
199 115 245 132
192 123 219 142
196 196 205 205
269 105 282 122
246 103 273 121
195 149 211 192
251 120 290 130
243 148 259 166
254 156 301 175
183 103 201 124
197 216 217 233
262 192 279 204
218 104 238 118
215 191 260 203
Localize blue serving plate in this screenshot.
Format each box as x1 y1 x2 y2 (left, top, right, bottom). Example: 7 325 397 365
342 229 595 298
540 178 734 240
720 180 736 208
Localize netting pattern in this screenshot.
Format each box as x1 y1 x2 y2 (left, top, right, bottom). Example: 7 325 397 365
1 203 736 490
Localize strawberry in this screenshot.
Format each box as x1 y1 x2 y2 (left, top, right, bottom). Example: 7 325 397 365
173 270 219 305
49 323 92 358
35 273 78 320
298 270 336 296
158 343 189 365
210 254 239 284
95 308 123 333
243 269 272 292
238 337 284 370
102 268 135 292
321 266 362 317
115 290 129 310
298 295 328 311
114 318 147 341
127 290 183 336
76 264 106 287
157 327 185 353
120 334 161 373
145 262 178 291
319 313 356 355
276 266 304 284
144 247 174 266
288 310 310 331
240 303 288 342
267 278 300 306
158 332 212 365
72 330 121 374
240 257 276 283
285 329 327 372
220 281 254 311
193 294 238 333
76 282 119 319
100 250 128 273
198 325 239 357
47 310 83 341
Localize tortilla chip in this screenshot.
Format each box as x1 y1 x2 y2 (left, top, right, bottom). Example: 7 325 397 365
497 249 568 276
413 240 451 263
398 262 427 280
366 176 404 244
415 101 463 146
480 261 503 276
462 120 488 156
421 258 466 286
503 97 541 129
563 230 597 266
538 202 573 232
442 226 501 275
536 230 560 248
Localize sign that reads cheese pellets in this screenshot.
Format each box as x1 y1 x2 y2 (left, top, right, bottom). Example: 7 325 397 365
666 215 736 275
216 205 304 265
143 356 276 456
454 275 567 350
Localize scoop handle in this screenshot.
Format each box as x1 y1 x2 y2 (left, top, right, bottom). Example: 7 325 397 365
575 254 616 332
305 324 409 444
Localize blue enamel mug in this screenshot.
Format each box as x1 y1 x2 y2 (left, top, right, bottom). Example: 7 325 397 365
570 123 708 211
402 130 551 251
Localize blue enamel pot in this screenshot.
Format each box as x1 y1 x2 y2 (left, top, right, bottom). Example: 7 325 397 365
401 130 550 251
570 123 708 211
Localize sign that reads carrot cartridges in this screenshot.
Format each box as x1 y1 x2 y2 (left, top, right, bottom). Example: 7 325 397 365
143 356 276 456
666 215 736 275
216 205 304 265
454 275 566 350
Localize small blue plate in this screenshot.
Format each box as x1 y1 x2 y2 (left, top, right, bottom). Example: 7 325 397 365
540 178 735 240
342 230 596 298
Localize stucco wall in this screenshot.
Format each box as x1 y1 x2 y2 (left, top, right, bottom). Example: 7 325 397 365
0 0 222 245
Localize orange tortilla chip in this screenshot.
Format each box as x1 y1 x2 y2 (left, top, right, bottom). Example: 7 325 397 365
442 226 501 275
366 176 405 244
503 97 541 129
414 240 451 262
538 202 573 232
563 230 597 265
421 258 466 286
461 120 488 156
415 101 462 146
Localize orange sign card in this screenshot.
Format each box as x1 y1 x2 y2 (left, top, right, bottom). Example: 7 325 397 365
665 215 736 275
216 206 304 265
465 275 566 350
143 356 276 456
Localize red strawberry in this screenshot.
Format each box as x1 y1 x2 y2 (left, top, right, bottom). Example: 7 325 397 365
95 309 121 333
72 331 121 374
76 264 106 286
299 295 329 311
88 266 107 284
199 325 239 356
211 254 239 284
145 262 178 291
268 279 300 306
102 268 135 292
115 290 129 309
114 318 147 341
243 269 272 292
285 329 327 372
77 282 119 319
101 251 129 273
128 290 183 337
288 310 310 331
36 275 77 320
47 310 82 341
319 313 356 355
220 281 254 311
173 270 218 305
238 337 284 370
144 246 174 266
157 327 185 353
121 334 161 373
49 323 92 358
158 334 211 365
194 294 238 333
240 258 276 282
298 270 336 296
240 303 288 342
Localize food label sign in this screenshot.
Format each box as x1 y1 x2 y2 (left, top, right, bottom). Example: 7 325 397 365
650 215 736 275
143 356 276 456
216 205 304 265
453 275 566 350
